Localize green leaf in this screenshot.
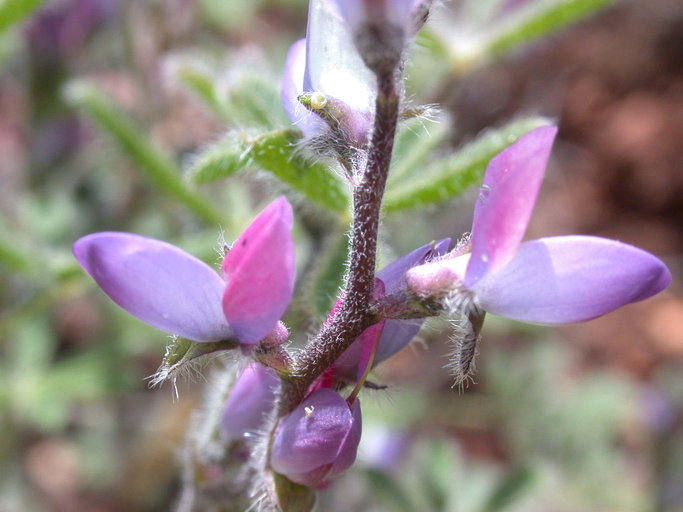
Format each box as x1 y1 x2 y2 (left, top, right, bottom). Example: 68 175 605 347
0 0 47 34
482 0 621 59
251 131 349 212
187 136 251 184
64 80 224 225
188 129 349 211
383 117 550 211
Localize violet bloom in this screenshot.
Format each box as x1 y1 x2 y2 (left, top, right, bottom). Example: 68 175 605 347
280 0 375 143
333 239 450 380
406 126 671 324
221 363 279 443
73 197 295 344
270 389 362 487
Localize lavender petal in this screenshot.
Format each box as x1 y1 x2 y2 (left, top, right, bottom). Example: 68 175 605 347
73 232 232 342
474 236 671 324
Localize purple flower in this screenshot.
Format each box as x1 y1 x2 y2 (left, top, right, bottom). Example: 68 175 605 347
280 1 375 143
270 389 362 487
406 126 671 324
73 197 295 344
333 239 451 380
221 363 279 443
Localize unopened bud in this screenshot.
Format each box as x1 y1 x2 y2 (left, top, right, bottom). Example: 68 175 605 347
270 389 362 488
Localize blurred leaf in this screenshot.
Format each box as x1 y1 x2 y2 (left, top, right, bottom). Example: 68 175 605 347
383 117 550 211
481 467 536 512
0 0 47 34
365 469 416 512
177 62 286 128
420 440 458 512
190 129 349 212
26 347 121 430
389 116 450 185
196 0 264 32
482 0 620 59
306 225 349 316
226 73 287 128
64 80 225 225
176 65 231 120
0 227 33 273
187 136 251 184
6 317 54 378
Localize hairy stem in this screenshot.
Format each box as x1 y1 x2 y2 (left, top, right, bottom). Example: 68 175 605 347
279 72 399 414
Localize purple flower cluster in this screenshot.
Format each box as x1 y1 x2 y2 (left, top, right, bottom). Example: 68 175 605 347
72 0 672 501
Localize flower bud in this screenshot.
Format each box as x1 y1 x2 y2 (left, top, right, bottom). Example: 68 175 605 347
270 389 362 487
221 363 279 443
405 253 469 297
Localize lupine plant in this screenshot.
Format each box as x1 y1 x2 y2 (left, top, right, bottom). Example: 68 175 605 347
66 0 671 510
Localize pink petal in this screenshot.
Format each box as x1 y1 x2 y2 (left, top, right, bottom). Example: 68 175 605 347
473 236 671 324
222 197 295 344
465 125 557 287
73 232 231 342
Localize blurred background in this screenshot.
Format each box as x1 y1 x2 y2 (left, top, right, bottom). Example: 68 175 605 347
0 0 682 510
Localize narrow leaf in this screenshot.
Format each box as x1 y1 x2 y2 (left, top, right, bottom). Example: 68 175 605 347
482 0 620 59
64 80 224 225
383 117 550 211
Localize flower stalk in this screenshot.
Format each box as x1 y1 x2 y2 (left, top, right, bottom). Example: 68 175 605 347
280 70 399 415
